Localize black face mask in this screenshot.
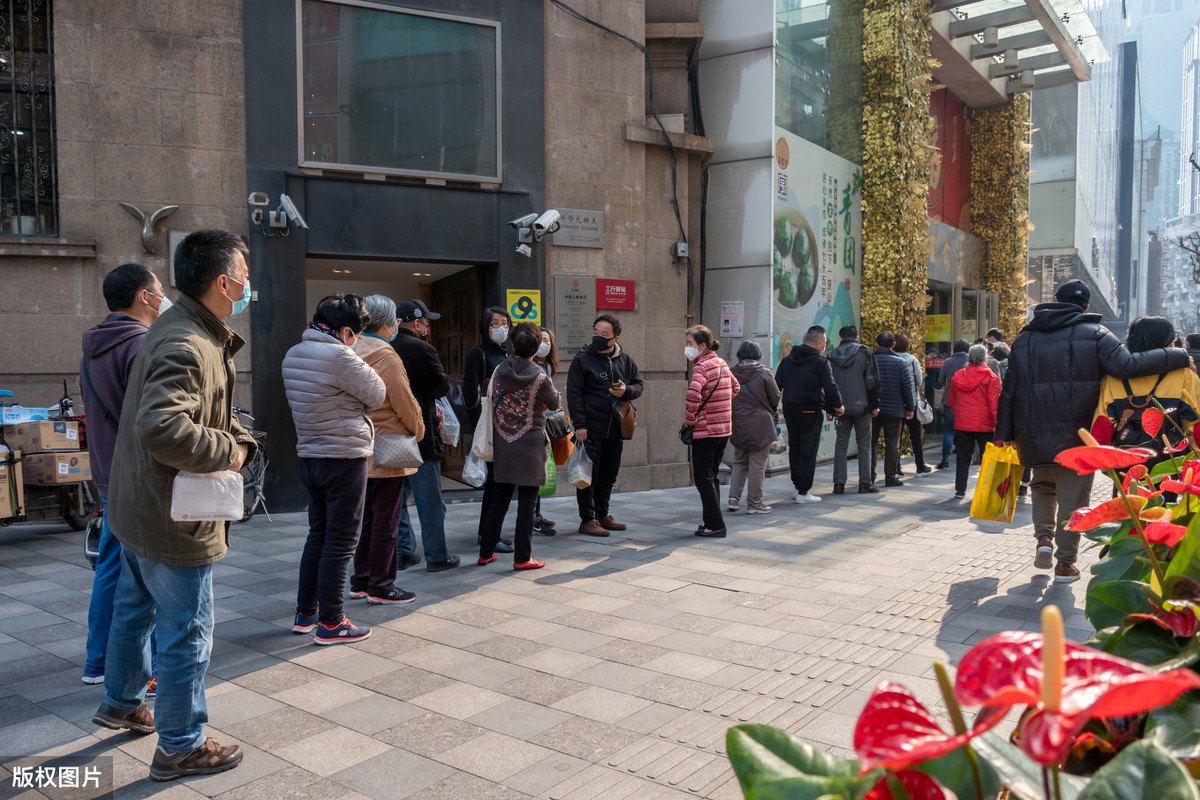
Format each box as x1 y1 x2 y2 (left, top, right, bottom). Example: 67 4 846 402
592 335 612 351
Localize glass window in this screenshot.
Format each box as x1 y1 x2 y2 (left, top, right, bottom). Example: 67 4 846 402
0 0 58 236
300 0 500 181
775 0 863 164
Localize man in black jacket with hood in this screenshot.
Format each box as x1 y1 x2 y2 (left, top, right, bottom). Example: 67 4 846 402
996 279 1191 583
827 325 879 494
775 326 844 503
566 314 644 536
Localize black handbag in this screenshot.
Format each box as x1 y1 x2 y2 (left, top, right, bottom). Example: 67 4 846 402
679 374 722 446
544 409 572 441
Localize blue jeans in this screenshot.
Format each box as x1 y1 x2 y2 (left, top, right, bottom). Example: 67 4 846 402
85 500 156 677
104 548 214 754
942 406 956 459
396 459 449 564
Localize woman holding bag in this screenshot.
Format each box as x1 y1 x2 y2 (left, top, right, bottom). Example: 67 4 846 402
350 295 430 605
532 327 562 536
682 325 739 538
477 323 561 569
727 341 779 515
948 344 1001 500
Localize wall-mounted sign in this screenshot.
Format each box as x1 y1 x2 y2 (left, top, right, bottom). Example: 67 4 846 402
506 288 541 324
596 278 635 310
554 276 595 359
552 208 604 248
721 301 744 337
926 314 951 343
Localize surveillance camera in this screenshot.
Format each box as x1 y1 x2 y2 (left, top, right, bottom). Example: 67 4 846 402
532 209 561 235
278 193 309 229
516 243 532 257
508 213 538 229
247 192 269 208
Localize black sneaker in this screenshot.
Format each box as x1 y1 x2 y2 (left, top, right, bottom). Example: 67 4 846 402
478 536 515 553
885 478 904 487
397 553 422 571
1034 538 1053 570
536 514 556 529
426 555 461 572
833 484 845 495
858 483 878 494
917 465 932 474
936 460 949 470
533 522 557 536
368 587 416 604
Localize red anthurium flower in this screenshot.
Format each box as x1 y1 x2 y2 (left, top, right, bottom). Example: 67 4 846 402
1161 462 1200 497
862 770 948 800
1091 415 1114 446
1135 521 1188 547
1125 601 1200 638
853 683 999 772
1142 407 1165 438
1067 496 1152 531
1056 444 1157 474
954 631 1200 765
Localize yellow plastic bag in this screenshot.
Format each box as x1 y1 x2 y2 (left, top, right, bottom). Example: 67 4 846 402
969 443 1023 523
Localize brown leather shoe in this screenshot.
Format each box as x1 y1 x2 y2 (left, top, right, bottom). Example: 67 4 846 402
598 515 627 531
150 737 243 781
93 701 154 735
579 519 609 537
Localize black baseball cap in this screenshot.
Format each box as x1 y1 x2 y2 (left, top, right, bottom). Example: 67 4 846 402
1055 279 1090 307
397 299 441 322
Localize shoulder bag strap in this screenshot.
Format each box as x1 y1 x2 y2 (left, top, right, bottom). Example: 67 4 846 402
80 357 119 427
694 371 723 417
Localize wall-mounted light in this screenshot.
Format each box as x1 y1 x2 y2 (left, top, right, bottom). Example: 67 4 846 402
982 26 998 47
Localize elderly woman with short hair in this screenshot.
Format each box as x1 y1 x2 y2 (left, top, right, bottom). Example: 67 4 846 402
947 343 1001 500
351 295 426 605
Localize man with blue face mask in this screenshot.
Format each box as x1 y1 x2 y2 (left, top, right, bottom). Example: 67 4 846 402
94 230 258 781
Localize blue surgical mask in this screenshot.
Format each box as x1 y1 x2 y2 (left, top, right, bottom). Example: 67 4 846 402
225 276 251 316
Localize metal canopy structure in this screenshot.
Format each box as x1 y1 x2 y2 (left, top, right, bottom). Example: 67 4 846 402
930 0 1101 107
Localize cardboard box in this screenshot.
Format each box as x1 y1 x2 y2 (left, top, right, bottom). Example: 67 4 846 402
0 450 25 518
3 421 80 454
0 407 50 426
23 451 91 485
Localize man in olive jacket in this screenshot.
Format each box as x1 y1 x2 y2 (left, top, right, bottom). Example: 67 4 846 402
93 230 256 781
996 279 1191 584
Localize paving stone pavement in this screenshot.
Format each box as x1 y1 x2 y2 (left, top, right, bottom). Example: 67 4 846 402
0 454 1106 799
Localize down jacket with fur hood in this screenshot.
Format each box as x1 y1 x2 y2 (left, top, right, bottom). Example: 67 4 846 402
283 327 386 459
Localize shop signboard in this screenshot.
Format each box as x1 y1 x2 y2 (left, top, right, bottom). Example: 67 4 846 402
771 127 863 466
926 314 951 342
553 276 595 360
596 278 635 310
506 289 541 324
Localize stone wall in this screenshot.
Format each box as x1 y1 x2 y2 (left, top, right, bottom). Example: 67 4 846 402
543 0 707 492
1 1 248 409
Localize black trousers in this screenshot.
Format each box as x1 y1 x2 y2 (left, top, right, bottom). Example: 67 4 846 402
955 430 993 494
576 435 624 521
904 416 928 470
479 483 538 562
782 408 824 494
351 475 405 596
297 457 367 625
692 435 728 530
871 415 904 482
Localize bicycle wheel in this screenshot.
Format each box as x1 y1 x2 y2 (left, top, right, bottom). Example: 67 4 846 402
241 484 260 523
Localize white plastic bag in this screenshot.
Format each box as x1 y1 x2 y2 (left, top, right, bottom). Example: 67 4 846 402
170 471 244 521
566 445 592 489
461 451 487 488
435 396 461 447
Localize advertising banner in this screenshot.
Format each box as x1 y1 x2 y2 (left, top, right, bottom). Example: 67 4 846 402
772 127 863 464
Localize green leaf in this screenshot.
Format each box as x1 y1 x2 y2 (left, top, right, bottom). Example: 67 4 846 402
1091 531 1154 586
1151 459 1183 479
1076 739 1199 800
1148 690 1200 763
1101 619 1186 666
1087 581 1156 630
972 731 1086 800
726 725 869 800
919 745 1001 800
1152 635 1200 673
1165 514 1200 583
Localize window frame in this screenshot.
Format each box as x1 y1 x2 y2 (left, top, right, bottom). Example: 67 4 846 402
295 0 503 183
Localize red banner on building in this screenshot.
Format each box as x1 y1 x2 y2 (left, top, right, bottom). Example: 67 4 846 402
927 88 971 232
596 278 635 309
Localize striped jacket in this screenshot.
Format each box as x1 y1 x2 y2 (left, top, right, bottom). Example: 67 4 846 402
685 351 740 439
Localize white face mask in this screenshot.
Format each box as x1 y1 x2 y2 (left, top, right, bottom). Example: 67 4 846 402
536 342 551 358
684 346 700 361
490 326 509 344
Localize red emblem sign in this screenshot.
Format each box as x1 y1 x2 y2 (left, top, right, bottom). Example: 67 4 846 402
596 279 635 310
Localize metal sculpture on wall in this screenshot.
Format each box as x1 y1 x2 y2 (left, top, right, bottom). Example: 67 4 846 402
118 202 178 254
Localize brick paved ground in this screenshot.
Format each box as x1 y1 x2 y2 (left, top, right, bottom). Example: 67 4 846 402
0 456 1103 799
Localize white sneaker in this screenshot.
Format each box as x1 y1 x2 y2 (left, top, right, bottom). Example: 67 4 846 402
727 498 740 512
793 491 821 504
747 503 772 515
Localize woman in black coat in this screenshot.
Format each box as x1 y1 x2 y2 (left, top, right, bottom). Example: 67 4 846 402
477 323 560 570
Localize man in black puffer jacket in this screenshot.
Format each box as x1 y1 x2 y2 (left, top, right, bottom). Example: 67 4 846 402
996 279 1192 583
872 332 915 488
775 326 844 503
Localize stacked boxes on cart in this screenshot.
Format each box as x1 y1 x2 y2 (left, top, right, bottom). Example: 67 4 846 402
1 416 92 518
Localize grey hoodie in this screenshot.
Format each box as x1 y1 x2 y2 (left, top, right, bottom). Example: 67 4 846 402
827 340 879 416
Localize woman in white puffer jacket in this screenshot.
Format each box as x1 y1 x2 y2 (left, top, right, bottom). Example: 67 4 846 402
282 293 385 645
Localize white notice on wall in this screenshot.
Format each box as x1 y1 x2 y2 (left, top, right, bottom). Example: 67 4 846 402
720 301 744 337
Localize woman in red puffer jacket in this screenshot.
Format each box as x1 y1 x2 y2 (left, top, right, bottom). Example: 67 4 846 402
948 344 1001 499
